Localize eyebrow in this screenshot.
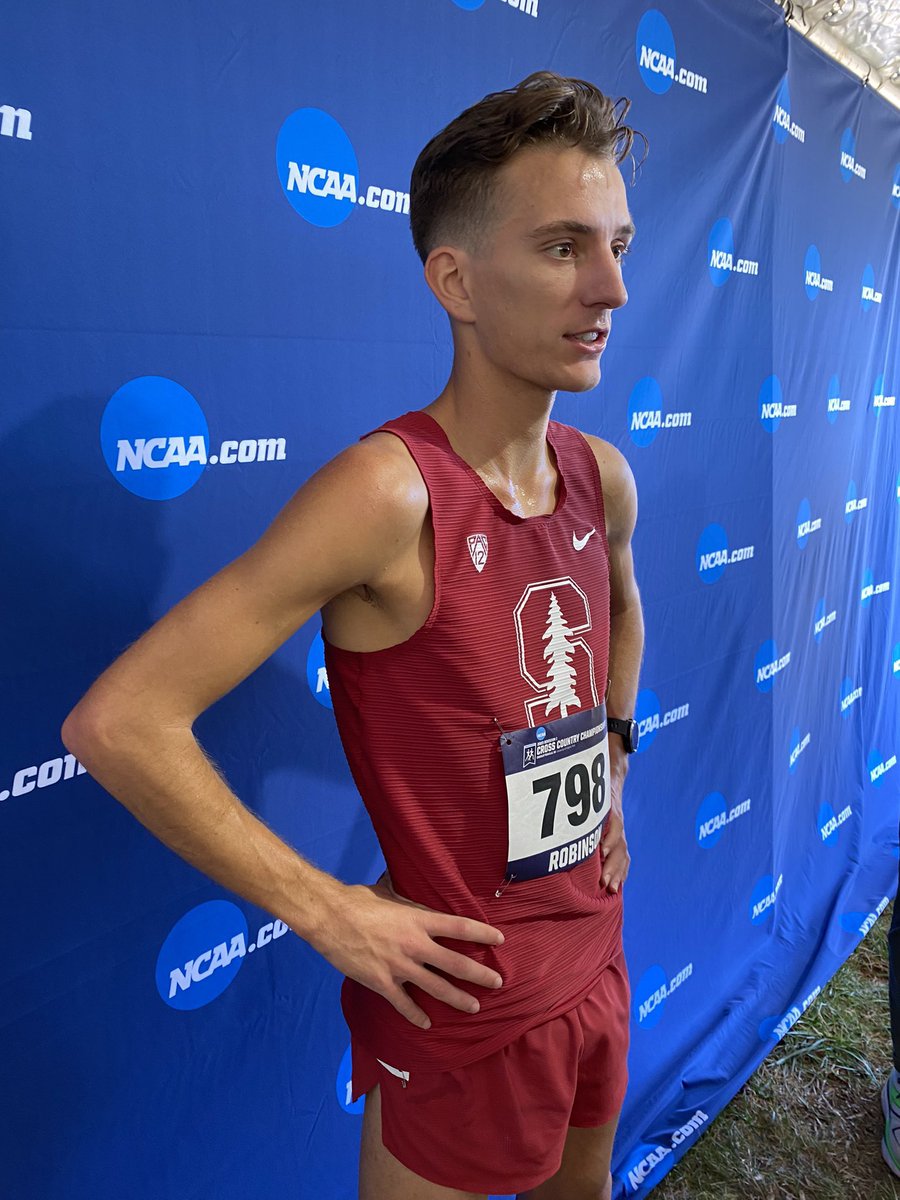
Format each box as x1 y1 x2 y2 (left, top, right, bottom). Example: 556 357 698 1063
527 219 637 241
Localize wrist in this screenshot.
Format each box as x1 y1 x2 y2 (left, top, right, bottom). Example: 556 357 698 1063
289 870 348 952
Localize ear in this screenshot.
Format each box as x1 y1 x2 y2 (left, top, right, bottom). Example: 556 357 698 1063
423 246 476 325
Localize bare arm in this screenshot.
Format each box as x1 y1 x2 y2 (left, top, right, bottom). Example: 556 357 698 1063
62 435 503 1029
586 435 644 892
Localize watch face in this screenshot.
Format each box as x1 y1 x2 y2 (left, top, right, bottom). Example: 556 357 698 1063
629 720 640 753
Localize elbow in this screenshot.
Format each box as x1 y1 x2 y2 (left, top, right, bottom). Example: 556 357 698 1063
61 697 121 771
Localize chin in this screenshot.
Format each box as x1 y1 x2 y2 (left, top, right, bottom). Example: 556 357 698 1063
559 366 603 394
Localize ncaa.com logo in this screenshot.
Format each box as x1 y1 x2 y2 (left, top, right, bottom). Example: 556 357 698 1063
452 0 539 14
868 748 897 787
818 801 851 845
789 727 811 772
755 640 791 692
636 10 708 95
156 900 289 1011
696 523 755 584
758 983 821 1042
893 164 900 208
618 1114 709 1195
861 264 883 310
306 631 332 710
845 480 868 524
796 498 822 548
836 896 890 942
695 790 751 848
0 747 86 803
804 244 833 299
812 598 836 643
750 872 782 923
101 377 287 501
335 1044 365 1115
627 376 691 447
860 568 891 606
826 373 848 421
277 108 409 228
632 961 694 1029
708 218 759 285
634 687 689 752
872 373 897 412
839 128 866 181
840 677 863 716
772 80 805 144
759 375 796 431
1 101 32 141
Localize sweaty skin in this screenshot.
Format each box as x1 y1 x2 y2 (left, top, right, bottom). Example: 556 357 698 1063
63 143 643 1200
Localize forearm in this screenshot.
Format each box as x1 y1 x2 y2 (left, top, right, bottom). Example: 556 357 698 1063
61 714 341 948
607 597 645 786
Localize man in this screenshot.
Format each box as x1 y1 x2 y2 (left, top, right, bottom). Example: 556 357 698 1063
63 72 645 1199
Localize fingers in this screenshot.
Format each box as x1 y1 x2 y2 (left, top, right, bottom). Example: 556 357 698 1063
426 945 503 990
427 912 505 947
601 842 630 892
384 984 432 1030
408 967 485 1015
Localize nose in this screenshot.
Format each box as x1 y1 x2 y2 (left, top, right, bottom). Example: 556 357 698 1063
582 246 628 312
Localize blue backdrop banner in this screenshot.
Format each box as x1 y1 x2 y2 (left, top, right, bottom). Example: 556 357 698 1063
1 2 898 1197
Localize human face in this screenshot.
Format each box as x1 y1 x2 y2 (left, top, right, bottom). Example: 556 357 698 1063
464 145 634 395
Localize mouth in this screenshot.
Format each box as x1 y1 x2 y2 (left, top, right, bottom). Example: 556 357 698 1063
564 327 609 352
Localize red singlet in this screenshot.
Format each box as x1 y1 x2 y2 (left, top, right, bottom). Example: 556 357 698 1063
324 411 623 1071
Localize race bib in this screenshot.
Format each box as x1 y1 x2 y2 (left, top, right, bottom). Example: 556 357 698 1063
500 705 611 882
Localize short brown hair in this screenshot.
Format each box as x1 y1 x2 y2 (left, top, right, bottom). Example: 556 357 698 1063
409 70 643 264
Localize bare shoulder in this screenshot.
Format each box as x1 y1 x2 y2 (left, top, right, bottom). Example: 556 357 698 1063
580 433 637 544
281 429 429 548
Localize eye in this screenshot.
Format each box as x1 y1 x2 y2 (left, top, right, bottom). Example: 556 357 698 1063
547 242 576 259
613 242 632 264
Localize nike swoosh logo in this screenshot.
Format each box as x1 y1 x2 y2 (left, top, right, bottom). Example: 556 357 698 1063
573 528 596 551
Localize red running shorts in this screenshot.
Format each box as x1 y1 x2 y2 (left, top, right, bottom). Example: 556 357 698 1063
351 946 630 1195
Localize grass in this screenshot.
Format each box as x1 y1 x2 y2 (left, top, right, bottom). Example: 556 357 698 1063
652 904 900 1200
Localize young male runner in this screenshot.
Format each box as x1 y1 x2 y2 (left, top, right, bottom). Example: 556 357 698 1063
63 72 645 1199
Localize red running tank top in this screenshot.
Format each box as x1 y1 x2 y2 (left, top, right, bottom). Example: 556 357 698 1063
324 411 623 1071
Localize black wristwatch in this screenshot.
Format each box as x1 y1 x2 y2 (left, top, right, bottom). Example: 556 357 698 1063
607 716 640 754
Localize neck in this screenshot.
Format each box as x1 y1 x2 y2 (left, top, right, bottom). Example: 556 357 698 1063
425 358 557 483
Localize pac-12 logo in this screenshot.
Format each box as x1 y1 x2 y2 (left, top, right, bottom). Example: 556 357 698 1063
467 533 489 572
514 578 598 724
